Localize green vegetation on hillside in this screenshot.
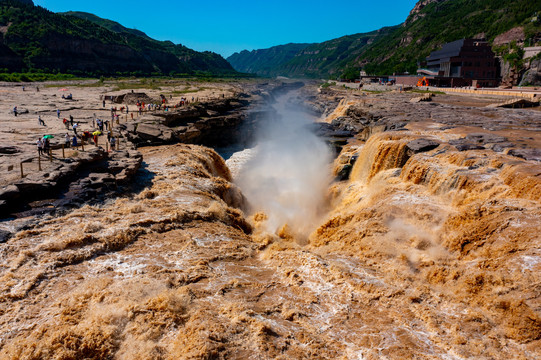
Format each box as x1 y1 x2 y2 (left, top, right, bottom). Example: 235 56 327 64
227 0 540 79
227 29 397 79
0 1 124 70
280 27 398 79
0 0 238 77
227 43 313 76
0 72 78 82
360 0 541 75
60 11 153 40
64 11 237 76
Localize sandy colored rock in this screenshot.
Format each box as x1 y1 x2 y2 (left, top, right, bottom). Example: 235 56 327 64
0 81 540 359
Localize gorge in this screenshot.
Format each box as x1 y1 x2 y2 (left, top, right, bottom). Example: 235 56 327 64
0 80 540 359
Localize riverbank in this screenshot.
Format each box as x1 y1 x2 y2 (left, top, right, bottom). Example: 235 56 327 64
0 79 296 220
0 81 540 359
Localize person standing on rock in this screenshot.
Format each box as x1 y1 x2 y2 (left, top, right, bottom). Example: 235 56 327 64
65 133 70 148
57 109 60 118
126 105 129 114
69 115 74 127
103 99 106 108
38 115 45 126
93 133 99 147
13 106 17 117
72 135 77 148
63 118 69 129
36 138 43 156
110 136 116 151
72 123 78 136
43 136 50 154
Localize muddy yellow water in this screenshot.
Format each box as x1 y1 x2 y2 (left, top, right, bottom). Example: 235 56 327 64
1 126 540 358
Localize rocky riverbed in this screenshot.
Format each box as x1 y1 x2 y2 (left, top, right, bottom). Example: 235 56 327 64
0 79 297 220
0 81 540 359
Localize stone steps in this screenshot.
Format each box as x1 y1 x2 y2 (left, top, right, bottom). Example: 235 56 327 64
486 98 540 108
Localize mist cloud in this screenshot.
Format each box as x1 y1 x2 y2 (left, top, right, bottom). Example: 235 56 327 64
236 93 332 239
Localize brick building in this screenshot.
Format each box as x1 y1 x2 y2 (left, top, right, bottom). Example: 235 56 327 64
416 39 500 87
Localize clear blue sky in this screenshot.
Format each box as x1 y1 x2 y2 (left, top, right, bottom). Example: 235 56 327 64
33 0 419 58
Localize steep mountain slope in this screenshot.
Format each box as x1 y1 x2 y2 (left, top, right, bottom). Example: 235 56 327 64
64 11 236 76
227 28 396 78
227 43 313 76
61 11 154 40
357 0 541 76
227 0 540 79
0 0 237 76
277 27 397 78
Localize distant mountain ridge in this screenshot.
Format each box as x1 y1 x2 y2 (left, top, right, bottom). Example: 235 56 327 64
273 27 398 79
227 27 397 78
227 43 313 76
227 0 541 79
0 0 237 76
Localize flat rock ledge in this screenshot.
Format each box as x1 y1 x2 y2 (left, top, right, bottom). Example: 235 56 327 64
0 148 142 218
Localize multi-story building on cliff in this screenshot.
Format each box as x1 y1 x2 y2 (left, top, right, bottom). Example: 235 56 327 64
421 39 500 87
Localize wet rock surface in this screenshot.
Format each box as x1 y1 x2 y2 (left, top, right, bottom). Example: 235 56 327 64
406 138 440 154
507 148 541 161
311 88 541 162
0 229 11 243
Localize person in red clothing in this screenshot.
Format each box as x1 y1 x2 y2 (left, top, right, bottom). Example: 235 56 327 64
93 134 98 146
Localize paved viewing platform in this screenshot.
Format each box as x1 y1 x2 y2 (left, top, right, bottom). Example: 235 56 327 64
333 81 541 100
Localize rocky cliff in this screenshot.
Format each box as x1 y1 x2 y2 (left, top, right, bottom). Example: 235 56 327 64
520 58 541 86
405 0 447 24
227 0 540 80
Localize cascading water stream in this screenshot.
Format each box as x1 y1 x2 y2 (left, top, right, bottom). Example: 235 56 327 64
235 93 333 240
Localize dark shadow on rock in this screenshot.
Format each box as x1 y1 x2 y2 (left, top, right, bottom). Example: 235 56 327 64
127 162 156 195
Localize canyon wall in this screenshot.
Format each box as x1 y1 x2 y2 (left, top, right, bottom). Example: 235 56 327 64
0 87 540 359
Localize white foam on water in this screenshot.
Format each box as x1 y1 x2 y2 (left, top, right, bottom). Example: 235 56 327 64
226 147 257 180
520 255 541 272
